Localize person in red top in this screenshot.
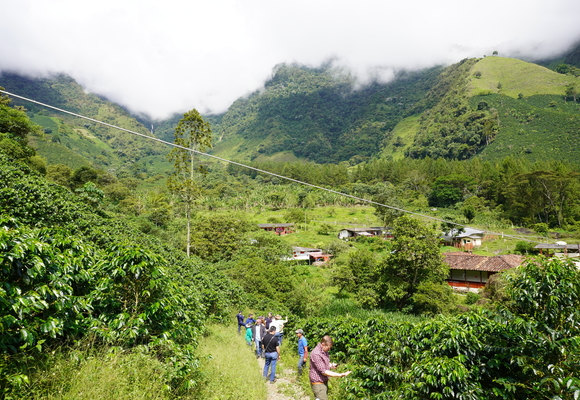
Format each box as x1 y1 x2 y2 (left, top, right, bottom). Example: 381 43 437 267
308 335 351 400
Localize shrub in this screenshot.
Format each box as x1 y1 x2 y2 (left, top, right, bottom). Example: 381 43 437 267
410 281 458 315
464 291 480 305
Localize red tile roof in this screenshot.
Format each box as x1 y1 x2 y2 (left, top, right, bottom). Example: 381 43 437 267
443 252 523 272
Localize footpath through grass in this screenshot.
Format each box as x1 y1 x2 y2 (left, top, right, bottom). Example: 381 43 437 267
196 323 312 400
194 324 268 399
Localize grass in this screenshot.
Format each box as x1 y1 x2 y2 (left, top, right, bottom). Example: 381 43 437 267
253 151 301 163
28 135 92 170
194 324 268 400
17 346 172 400
16 323 274 400
467 56 574 98
380 114 421 160
319 298 425 323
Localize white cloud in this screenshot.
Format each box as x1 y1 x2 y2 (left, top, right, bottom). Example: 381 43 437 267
1 0 579 119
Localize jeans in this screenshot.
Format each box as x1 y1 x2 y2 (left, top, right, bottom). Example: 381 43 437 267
297 355 306 375
263 351 278 382
255 339 262 357
275 332 283 347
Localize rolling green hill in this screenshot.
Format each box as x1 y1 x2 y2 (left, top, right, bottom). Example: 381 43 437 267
468 56 572 98
211 55 579 166
404 56 580 162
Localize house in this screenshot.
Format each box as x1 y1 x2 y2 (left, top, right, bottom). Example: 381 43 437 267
443 252 523 292
338 227 391 240
290 246 320 262
442 228 485 251
534 242 580 266
258 223 294 235
287 247 332 265
534 242 580 256
308 251 333 266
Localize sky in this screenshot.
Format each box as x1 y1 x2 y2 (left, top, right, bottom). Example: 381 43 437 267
1 0 580 120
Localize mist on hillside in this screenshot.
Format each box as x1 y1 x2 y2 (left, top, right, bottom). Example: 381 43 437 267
1 0 580 119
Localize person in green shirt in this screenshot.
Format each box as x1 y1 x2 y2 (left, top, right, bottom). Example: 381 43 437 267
245 322 253 346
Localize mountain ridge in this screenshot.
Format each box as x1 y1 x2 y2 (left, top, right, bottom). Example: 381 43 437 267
1 44 580 173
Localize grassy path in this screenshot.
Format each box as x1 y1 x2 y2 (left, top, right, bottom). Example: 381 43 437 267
196 324 310 400
257 356 310 400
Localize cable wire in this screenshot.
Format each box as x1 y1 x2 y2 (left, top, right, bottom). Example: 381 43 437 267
0 88 544 243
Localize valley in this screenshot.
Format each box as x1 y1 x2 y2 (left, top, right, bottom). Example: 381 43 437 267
1 45 580 399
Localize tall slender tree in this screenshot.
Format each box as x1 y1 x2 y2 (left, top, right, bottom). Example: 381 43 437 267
167 109 212 256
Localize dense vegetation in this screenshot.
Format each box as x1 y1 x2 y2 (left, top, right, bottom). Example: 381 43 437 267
291 258 580 399
406 58 501 159
210 62 443 164
0 96 243 397
3 51 579 172
407 56 580 162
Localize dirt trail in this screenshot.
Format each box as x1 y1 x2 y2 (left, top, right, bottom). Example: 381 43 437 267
257 357 310 400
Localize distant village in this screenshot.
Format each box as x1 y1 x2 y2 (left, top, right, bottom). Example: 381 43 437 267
258 222 579 293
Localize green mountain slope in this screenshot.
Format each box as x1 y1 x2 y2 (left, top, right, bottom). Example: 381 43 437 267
0 73 169 174
2 49 579 170
404 56 580 162
210 63 443 164
468 56 572 98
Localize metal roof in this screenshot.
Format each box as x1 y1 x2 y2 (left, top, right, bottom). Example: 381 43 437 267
258 223 294 228
292 246 321 252
442 228 485 241
534 243 580 250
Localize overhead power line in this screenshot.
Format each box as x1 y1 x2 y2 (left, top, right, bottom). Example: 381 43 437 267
0 88 543 244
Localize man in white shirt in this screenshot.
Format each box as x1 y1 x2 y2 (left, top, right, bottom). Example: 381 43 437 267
269 315 288 346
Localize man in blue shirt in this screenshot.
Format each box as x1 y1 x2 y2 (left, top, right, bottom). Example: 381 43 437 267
245 313 255 326
295 329 308 376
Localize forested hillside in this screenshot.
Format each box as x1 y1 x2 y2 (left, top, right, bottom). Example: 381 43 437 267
210 62 443 164
2 50 579 170
406 56 580 161
207 53 580 165
0 72 169 174
0 92 244 397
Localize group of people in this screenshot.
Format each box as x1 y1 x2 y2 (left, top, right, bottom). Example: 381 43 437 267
237 312 288 356
236 311 351 400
